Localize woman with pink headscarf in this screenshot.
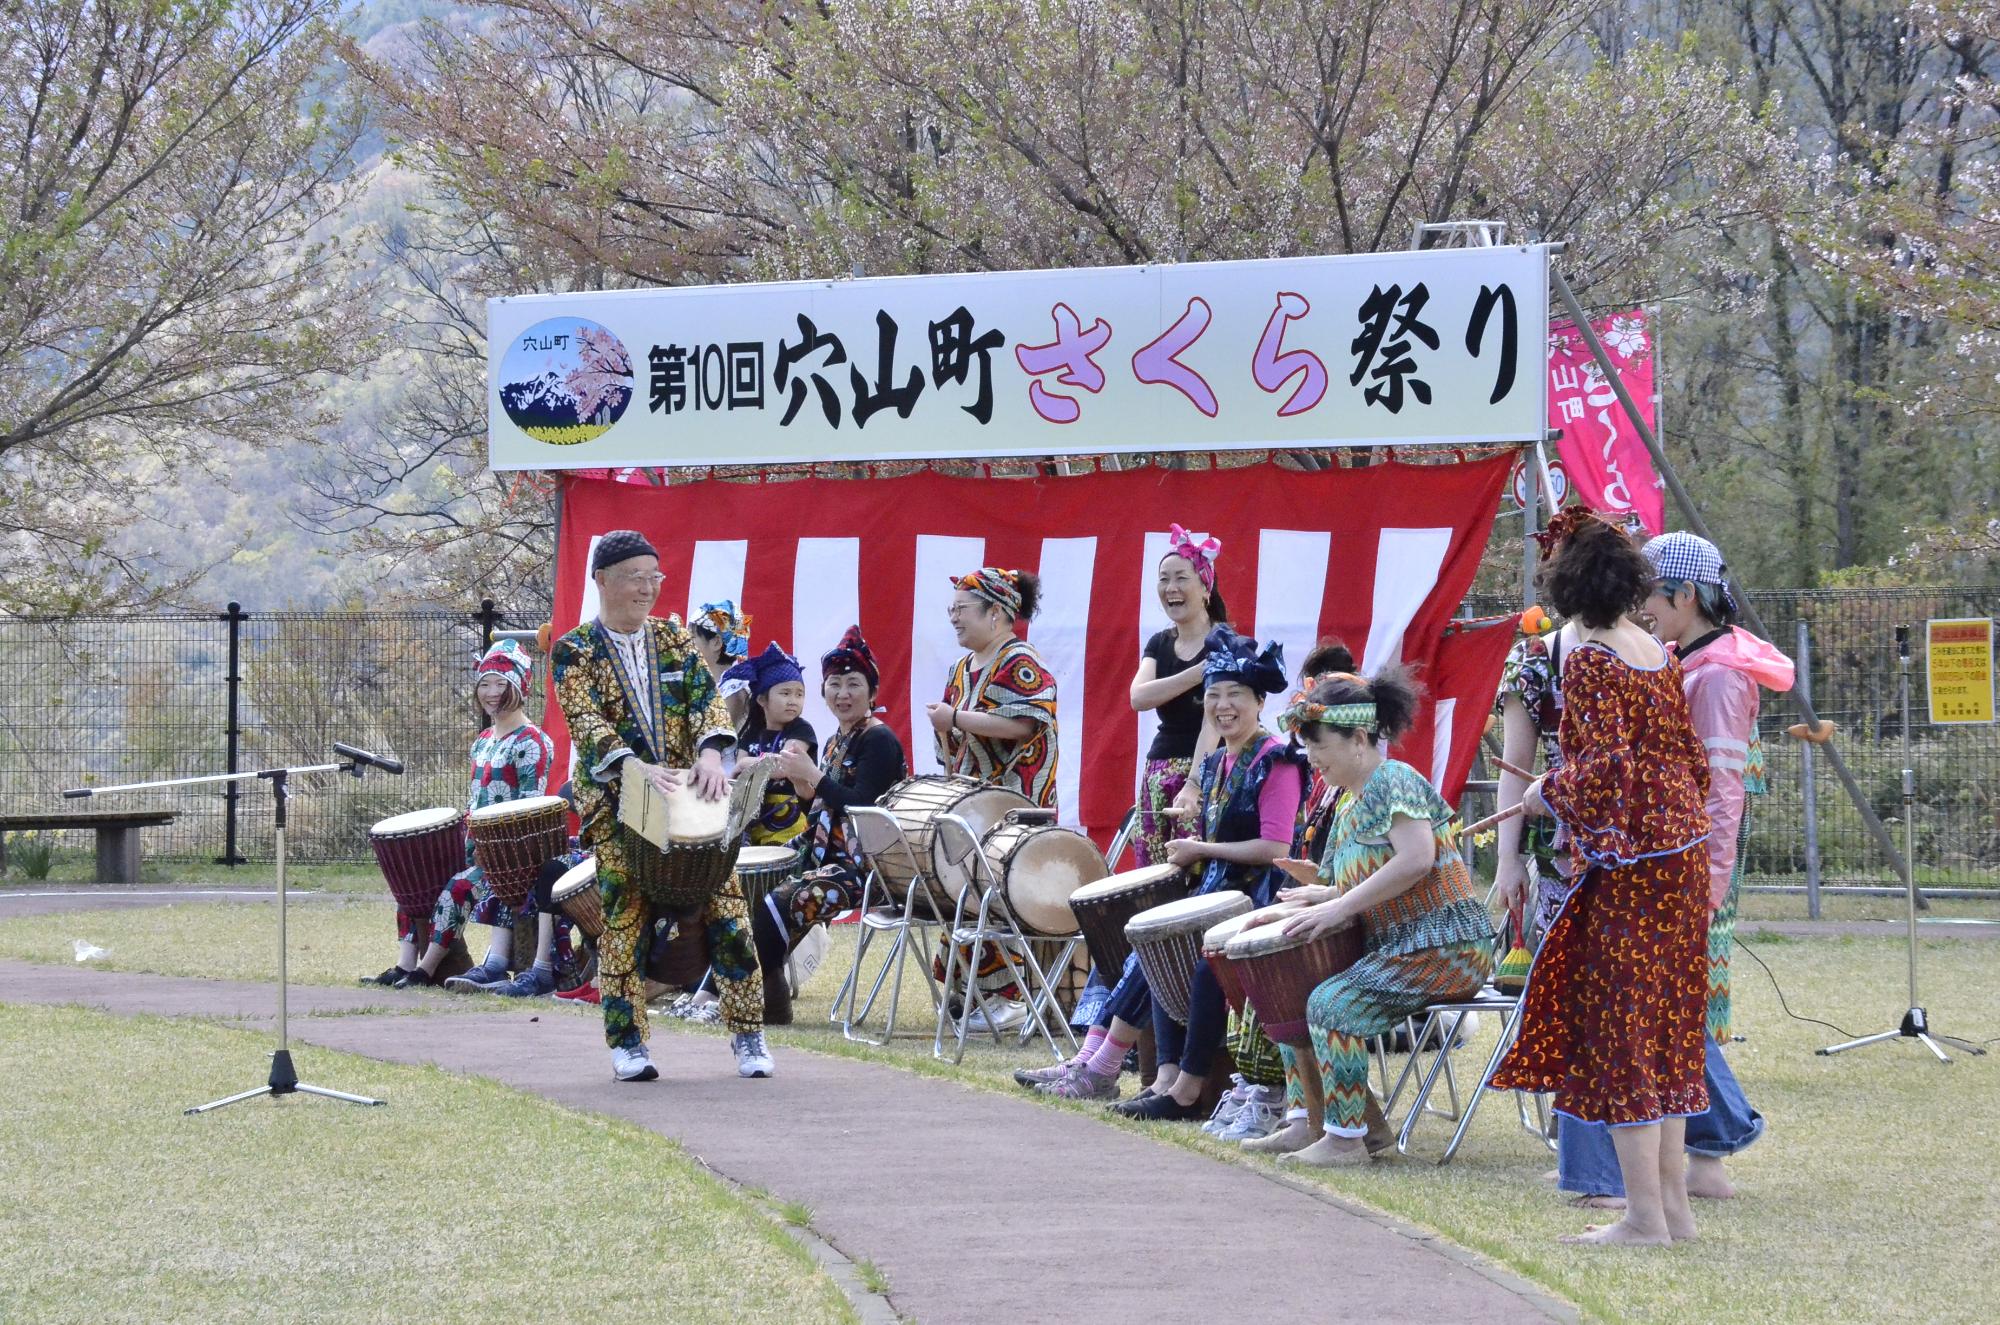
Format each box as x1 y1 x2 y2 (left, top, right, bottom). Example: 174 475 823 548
1128 524 1229 864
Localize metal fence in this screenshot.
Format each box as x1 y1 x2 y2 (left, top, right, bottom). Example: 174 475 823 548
0 603 535 864
3 590 1996 889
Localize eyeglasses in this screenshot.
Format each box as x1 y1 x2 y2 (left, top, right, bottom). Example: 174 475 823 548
609 571 666 588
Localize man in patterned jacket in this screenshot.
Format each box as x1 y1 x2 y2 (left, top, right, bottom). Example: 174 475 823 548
552 529 774 1082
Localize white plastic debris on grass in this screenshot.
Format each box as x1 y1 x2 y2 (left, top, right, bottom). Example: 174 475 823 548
72 939 109 962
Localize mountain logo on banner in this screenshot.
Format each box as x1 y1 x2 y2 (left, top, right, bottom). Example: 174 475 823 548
499 317 634 445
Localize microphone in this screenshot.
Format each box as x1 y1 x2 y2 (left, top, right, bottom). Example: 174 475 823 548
334 742 405 775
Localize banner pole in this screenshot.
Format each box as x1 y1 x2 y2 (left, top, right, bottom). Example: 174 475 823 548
1550 266 1923 906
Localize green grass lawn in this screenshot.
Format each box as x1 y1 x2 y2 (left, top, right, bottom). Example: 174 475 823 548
0 1003 856 1325
5 890 1998 1324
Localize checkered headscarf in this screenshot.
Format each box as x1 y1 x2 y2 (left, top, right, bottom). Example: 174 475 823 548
1643 531 1738 616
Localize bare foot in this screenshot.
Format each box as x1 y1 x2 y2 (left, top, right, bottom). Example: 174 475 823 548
1559 1217 1672 1247
1566 1194 1627 1210
1242 1119 1317 1154
1685 1155 1737 1200
1277 1134 1373 1168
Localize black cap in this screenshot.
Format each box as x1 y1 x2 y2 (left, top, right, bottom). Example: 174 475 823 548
592 530 659 574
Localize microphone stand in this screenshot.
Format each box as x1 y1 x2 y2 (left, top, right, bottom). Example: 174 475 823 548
62 746 406 1112
1818 627 1986 1062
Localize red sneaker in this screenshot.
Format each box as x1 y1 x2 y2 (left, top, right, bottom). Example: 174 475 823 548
555 984 600 1005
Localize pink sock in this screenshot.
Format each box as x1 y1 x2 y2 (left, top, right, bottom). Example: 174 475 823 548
1085 1031 1133 1077
1073 1026 1107 1064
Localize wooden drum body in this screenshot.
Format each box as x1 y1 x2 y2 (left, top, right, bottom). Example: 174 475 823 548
618 761 770 914
549 857 603 943
1066 864 1189 977
468 795 569 909
1225 920 1366 1050
1201 907 1275 1016
368 807 466 915
1126 891 1253 1024
981 817 1108 937
872 775 1032 913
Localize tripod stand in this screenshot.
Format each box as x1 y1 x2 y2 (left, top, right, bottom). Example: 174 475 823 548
1819 627 1986 1063
63 743 409 1110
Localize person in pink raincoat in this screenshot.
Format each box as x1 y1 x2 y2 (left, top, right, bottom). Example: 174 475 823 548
1645 531 1794 1200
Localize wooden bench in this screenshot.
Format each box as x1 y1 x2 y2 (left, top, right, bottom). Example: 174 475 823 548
0 811 179 884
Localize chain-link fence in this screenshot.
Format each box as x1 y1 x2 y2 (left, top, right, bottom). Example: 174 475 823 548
0 603 538 865
4 591 1996 890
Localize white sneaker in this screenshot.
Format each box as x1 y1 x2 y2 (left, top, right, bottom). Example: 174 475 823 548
733 1030 775 1078
1202 1075 1251 1134
963 999 1027 1034
611 1045 658 1082
787 923 831 995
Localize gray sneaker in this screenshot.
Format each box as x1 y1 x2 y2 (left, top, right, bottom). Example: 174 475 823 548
1038 1061 1120 1101
1014 1058 1078 1089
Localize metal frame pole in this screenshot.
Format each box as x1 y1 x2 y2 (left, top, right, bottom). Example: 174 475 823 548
1798 619 1821 919
1548 266 1924 906
218 602 246 867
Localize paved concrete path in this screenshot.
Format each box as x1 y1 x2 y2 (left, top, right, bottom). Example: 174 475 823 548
0 892 1571 1325
0 885 332 922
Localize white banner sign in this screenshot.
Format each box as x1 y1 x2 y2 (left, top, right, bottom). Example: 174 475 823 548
487 246 1550 471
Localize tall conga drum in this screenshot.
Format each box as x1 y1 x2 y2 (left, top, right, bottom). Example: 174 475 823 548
1066 864 1188 977
1225 920 1366 1049
1124 891 1253 1024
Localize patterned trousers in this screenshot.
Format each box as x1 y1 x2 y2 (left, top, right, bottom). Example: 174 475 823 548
1307 941 1491 1134
427 866 570 968
595 833 763 1048
1707 810 1750 1042
1136 757 1196 867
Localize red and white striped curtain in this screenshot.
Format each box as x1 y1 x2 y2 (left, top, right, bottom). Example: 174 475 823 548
548 458 1515 839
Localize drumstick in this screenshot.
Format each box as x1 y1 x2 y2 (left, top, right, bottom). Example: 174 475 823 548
1464 802 1526 835
1492 756 1537 781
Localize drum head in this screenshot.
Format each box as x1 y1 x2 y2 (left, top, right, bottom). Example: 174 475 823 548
1071 863 1183 906
469 794 566 823
371 806 461 836
949 785 1035 838
550 857 596 904
737 845 799 871
1226 919 1313 960
1127 890 1252 940
664 779 730 842
991 824 1107 936
1203 908 1268 954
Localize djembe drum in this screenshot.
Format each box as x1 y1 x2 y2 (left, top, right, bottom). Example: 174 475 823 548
734 844 803 926
467 795 568 909
1125 891 1253 1024
618 761 770 914
1225 919 1367 1049
980 814 1108 936
368 807 465 918
549 856 604 944
1066 864 1188 978
1201 906 1276 1016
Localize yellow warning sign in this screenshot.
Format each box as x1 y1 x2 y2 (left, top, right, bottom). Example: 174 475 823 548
1927 618 1994 725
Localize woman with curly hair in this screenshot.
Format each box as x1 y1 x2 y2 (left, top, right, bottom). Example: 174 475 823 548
1488 509 1713 1246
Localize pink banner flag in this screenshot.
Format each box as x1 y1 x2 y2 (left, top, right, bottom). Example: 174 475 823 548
1547 310 1664 535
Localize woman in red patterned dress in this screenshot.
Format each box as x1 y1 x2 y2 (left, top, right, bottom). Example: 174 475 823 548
1489 509 1713 1247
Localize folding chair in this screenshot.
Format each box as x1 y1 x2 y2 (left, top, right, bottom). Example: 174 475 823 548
930 812 1080 1064
834 806 953 1046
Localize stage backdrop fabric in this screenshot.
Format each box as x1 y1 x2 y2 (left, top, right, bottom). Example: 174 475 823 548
548 458 1513 838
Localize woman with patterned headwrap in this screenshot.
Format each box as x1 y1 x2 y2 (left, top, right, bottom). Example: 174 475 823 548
754 627 909 1024
1250 666 1495 1166
1129 524 1228 865
926 567 1060 1029
1035 629 1301 1116
691 600 754 728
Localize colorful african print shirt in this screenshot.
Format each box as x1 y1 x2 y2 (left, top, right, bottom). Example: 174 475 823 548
1319 759 1493 957
1500 632 1572 880
938 637 1059 808
455 723 554 875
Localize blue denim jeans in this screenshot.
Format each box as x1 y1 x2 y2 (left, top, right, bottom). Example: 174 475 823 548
1557 1036 1764 1196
